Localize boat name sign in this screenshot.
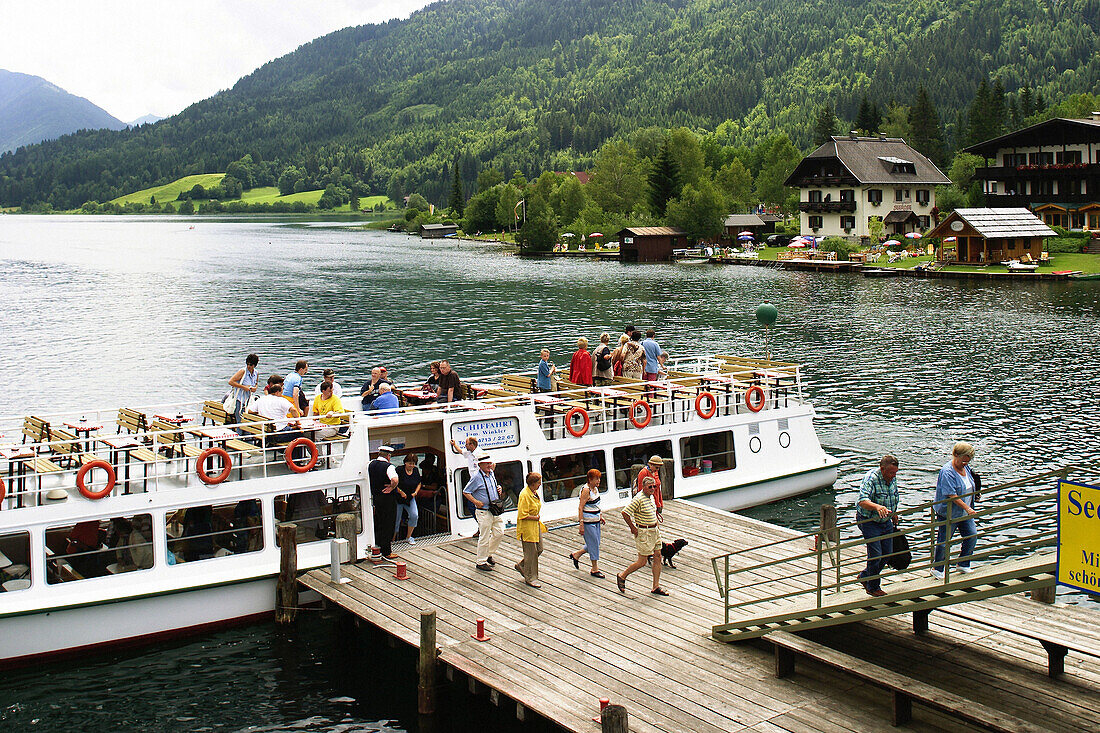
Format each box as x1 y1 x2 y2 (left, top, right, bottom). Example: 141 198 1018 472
450 417 521 449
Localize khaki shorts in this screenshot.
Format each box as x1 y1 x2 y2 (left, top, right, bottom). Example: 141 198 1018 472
635 527 661 557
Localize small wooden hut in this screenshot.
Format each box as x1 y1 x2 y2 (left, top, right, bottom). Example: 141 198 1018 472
617 226 688 262
419 223 458 239
927 208 1055 264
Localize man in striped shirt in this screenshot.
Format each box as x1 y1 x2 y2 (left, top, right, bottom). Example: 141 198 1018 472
616 476 669 596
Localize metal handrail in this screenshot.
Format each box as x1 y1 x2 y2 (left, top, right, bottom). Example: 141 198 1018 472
712 467 1070 626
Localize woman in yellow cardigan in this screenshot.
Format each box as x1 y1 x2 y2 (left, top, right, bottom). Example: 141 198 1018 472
515 471 548 588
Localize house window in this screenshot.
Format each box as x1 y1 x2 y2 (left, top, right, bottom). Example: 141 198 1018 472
275 485 362 542
919 216 930 229
894 189 904 202
46 514 154 583
1029 151 1054 166
537 450 607 504
166 500 264 564
990 182 998 193
867 189 883 204
839 189 855 202
0 531 31 591
680 431 735 478
807 190 822 203
808 216 823 230
915 189 929 205
840 216 855 230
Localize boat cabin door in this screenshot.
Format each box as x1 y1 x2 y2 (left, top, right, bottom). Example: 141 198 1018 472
444 412 528 535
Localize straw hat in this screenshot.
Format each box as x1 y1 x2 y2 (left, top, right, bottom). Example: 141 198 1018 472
46 489 69 501
648 455 664 466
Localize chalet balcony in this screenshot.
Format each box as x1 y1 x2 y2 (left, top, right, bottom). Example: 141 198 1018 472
984 193 1098 207
798 200 857 213
976 162 1100 180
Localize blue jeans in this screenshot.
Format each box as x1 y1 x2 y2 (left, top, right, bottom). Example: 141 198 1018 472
933 515 977 569
395 499 419 536
857 518 894 592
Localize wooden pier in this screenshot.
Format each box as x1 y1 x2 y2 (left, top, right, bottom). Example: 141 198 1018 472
302 501 1100 732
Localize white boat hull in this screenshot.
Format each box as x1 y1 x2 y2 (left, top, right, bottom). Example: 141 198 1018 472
685 465 839 512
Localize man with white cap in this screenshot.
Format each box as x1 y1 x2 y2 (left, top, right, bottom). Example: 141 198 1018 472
369 445 400 560
463 449 505 571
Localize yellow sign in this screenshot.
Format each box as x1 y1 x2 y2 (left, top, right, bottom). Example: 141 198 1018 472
1058 480 1100 595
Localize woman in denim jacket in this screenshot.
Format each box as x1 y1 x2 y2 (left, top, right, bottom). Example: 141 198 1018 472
931 442 978 578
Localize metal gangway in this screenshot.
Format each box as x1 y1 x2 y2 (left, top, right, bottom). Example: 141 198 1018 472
711 468 1068 642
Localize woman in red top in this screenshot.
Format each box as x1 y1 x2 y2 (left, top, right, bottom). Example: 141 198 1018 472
569 337 594 386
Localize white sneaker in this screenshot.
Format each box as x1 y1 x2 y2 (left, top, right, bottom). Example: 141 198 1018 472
957 564 975 574
929 567 944 580
407 537 416 545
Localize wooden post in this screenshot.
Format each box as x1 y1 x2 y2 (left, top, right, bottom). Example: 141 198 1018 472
1031 582 1056 604
418 610 438 715
336 513 357 561
276 523 298 624
600 703 628 733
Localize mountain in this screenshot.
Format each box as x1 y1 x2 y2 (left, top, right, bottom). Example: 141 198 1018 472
127 114 163 127
0 69 125 154
2 0 1098 209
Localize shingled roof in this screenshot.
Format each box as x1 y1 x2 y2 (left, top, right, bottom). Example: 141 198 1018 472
928 208 1056 239
785 136 950 187
723 214 765 228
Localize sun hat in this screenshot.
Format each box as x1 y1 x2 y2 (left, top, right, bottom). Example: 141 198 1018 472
648 455 664 465
474 449 492 463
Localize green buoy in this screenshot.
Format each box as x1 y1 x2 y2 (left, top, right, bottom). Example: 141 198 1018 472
755 303 778 360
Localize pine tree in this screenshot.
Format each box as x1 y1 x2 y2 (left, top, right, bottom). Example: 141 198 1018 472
854 95 877 134
1035 90 1046 113
812 104 838 146
1008 96 1021 130
966 78 992 145
1019 86 1035 119
448 162 465 216
909 86 945 166
990 79 1006 138
647 138 681 218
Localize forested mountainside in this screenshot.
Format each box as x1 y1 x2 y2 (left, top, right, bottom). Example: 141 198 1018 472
1 0 1097 209
0 70 124 155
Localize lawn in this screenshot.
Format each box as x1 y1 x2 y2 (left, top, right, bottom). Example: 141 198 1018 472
868 251 1100 274
110 174 225 205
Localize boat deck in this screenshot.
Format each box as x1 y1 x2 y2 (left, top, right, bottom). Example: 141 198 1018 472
302 500 1100 732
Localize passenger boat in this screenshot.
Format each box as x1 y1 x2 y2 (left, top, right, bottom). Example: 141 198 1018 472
0 353 838 666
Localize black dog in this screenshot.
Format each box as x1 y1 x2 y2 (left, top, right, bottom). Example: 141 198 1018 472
655 539 687 568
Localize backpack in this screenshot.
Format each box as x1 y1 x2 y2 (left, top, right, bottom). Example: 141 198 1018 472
596 345 612 371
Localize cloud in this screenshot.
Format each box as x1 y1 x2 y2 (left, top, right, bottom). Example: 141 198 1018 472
0 0 430 122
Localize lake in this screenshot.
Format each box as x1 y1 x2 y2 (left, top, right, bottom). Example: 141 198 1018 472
1 215 1098 731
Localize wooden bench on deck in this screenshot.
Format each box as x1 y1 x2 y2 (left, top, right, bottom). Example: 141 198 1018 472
20 417 64 476
201 400 231 426
152 420 202 463
116 407 150 435
49 428 104 468
501 374 535 393
766 631 1047 732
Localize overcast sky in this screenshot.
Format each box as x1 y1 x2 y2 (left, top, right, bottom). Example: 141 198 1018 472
0 1 431 122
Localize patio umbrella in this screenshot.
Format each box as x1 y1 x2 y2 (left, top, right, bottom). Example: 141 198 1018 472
788 242 806 248
943 236 957 242
884 239 901 246
589 232 605 238
904 232 922 239
738 234 754 241
738 230 754 236
561 232 575 238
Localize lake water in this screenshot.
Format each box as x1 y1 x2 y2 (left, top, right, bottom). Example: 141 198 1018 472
1 216 1098 731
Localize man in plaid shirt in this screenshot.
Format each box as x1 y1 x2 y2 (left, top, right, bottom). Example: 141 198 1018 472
856 455 900 597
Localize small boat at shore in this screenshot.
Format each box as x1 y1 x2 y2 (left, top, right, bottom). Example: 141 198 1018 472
0 353 837 666
1006 260 1039 272
861 267 906 278
1068 271 1100 280
674 257 712 265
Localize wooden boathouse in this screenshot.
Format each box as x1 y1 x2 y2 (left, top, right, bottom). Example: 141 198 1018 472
302 485 1100 733
617 226 687 262
928 208 1056 265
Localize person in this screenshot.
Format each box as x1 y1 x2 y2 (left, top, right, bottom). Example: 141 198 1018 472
451 435 479 474
463 450 504 571
641 329 666 381
855 455 900 597
394 454 421 544
369 382 400 416
437 360 462 403
621 331 645 380
635 455 665 519
610 334 629 377
421 361 441 393
310 381 347 439
569 468 606 578
253 382 303 444
369 445 400 559
569 337 594 386
359 367 391 410
228 353 260 424
283 359 310 412
515 471 547 587
932 442 979 578
617 476 667 596
311 368 343 399
536 348 557 392
624 324 636 341
593 333 614 385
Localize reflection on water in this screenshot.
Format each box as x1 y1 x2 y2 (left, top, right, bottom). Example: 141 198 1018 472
0 216 1098 727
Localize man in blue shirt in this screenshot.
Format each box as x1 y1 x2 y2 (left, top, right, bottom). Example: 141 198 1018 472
855 455 900 597
641 329 665 381
536 348 556 392
283 360 309 412
463 450 504 571
369 383 400 416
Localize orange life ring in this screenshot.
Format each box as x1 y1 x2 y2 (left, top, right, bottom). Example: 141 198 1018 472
629 400 652 429
197 447 232 485
565 407 589 437
0 476 5 504
285 437 319 473
695 391 717 419
77 460 116 500
745 385 766 412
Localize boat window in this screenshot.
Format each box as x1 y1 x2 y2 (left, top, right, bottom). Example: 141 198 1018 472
275 485 362 546
680 431 736 478
45 514 154 584
166 499 263 564
613 441 674 498
455 460 526 519
537 450 607 503
0 531 31 592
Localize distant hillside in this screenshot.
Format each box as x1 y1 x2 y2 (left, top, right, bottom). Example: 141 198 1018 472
0 69 124 154
127 114 164 127
2 0 1098 209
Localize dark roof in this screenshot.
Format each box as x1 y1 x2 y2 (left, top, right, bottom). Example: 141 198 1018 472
785 136 950 187
758 213 782 222
963 117 1100 157
618 227 687 237
928 208 1056 239
420 223 458 231
723 214 765 227
883 210 919 223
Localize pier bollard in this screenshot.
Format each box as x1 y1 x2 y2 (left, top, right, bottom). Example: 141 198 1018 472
276 523 298 625
592 697 610 722
369 545 383 563
472 617 490 642
600 703 628 733
394 560 409 581
418 610 438 715
329 538 351 585
336 513 358 561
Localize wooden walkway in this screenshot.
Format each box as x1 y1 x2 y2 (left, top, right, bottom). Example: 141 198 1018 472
301 500 1100 732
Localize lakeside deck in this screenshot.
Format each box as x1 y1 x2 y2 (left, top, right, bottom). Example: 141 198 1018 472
302 500 1100 732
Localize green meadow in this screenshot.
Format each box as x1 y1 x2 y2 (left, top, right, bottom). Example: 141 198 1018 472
110 174 225 205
